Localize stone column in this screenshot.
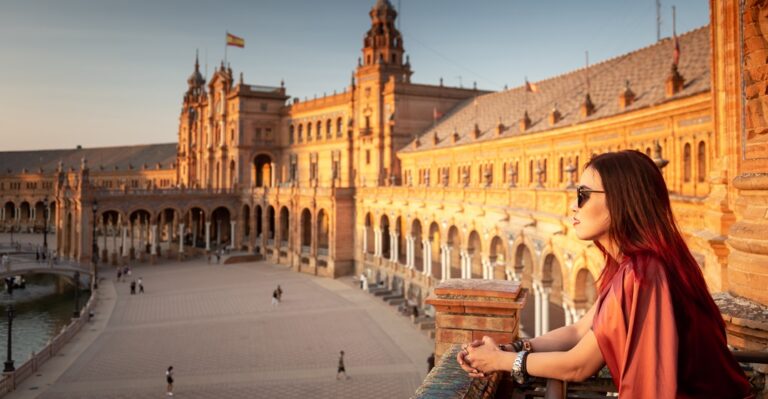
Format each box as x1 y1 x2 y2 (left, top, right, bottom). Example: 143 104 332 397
441 245 449 280
111 222 118 265
541 286 551 334
406 237 413 268
423 240 431 276
563 303 573 326
270 162 276 187
533 281 542 337
150 224 158 263
121 225 129 259
374 229 381 257
205 221 211 251
230 220 236 250
178 223 185 256
138 218 145 261
362 227 368 254
129 220 136 259
391 233 399 262
460 251 468 279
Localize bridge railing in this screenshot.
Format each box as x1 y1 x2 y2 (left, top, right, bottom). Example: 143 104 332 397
0 293 96 397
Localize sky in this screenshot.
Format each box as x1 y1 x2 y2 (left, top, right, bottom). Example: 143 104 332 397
0 0 709 152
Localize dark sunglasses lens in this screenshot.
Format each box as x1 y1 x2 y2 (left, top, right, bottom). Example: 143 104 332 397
577 189 589 208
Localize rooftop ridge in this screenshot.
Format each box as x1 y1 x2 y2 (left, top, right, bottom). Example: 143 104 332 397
522 25 709 89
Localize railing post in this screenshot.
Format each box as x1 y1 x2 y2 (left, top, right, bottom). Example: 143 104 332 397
426 279 527 359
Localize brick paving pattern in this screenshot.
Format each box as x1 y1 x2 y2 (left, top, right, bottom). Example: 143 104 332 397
30 258 432 398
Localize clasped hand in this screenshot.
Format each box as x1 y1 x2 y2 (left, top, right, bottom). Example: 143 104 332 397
455 336 505 378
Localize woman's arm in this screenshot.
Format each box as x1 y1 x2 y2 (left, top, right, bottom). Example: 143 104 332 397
524 302 597 353
464 330 604 382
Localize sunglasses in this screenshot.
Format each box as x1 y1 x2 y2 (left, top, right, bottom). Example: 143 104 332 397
576 185 605 208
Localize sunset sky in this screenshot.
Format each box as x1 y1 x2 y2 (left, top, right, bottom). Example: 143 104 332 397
0 0 708 151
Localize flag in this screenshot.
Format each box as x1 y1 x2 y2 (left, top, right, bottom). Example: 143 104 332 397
672 34 680 67
525 78 539 93
226 32 245 48
432 106 442 122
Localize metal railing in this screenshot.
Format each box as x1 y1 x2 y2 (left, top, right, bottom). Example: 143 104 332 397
0 294 96 397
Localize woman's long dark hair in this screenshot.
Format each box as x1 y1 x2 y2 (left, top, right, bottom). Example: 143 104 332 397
586 150 723 328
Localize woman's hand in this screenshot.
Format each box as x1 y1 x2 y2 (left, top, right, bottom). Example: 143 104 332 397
457 336 506 378
456 339 486 378
464 336 505 376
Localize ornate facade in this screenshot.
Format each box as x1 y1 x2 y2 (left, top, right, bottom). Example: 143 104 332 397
1 0 766 342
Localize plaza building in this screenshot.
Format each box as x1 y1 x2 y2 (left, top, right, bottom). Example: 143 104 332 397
0 0 766 346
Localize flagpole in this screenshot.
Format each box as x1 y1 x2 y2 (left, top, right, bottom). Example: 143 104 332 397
224 31 228 65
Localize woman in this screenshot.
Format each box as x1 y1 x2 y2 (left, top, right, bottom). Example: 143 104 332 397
457 151 753 398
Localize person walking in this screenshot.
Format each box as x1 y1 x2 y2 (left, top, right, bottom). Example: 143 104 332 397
130 280 136 295
336 350 349 380
271 289 279 307
276 285 283 302
138 277 144 294
165 366 174 396
117 268 122 282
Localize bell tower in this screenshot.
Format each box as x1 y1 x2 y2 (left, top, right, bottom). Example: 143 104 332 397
178 52 206 188
354 0 412 186
359 0 411 79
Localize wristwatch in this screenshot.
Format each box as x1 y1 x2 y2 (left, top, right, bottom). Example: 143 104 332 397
511 350 529 384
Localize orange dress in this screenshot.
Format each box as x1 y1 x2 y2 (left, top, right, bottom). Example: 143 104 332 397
592 257 753 398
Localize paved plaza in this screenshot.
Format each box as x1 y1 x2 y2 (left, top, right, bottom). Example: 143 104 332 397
4 234 433 398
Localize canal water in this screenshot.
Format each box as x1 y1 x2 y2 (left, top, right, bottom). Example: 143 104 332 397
0 275 88 365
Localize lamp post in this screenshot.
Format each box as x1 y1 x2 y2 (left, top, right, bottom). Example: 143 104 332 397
73 271 80 318
3 304 14 372
92 201 98 290
42 197 49 252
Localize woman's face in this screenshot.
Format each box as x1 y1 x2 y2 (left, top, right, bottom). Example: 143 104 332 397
572 167 611 242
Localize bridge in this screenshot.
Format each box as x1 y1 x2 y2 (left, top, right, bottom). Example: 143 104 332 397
0 252 92 282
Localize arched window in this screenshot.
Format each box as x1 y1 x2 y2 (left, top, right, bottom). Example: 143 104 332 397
336 117 343 137
529 160 534 183
542 159 547 183
316 121 322 139
683 143 692 183
307 122 313 141
697 141 706 183
558 157 564 183
289 125 295 144
298 124 303 142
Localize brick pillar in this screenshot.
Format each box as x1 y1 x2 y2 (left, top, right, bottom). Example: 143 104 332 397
426 279 527 359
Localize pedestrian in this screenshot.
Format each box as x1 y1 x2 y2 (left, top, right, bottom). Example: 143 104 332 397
336 350 348 380
35 249 40 262
130 280 136 295
271 289 279 307
126 266 132 278
276 284 283 301
427 353 435 373
456 151 753 398
117 268 122 282
138 277 144 293
165 366 174 396
216 250 221 264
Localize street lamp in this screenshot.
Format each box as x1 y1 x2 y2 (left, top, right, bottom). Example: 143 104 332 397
92 201 98 290
42 197 49 252
73 271 80 318
3 304 15 372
